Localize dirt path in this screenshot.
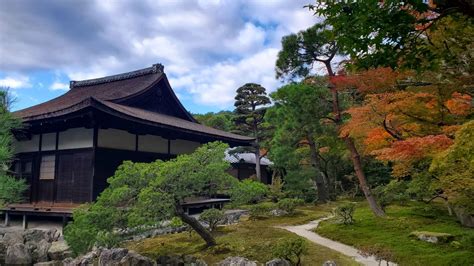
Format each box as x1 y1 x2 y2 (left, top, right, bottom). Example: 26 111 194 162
277 217 397 266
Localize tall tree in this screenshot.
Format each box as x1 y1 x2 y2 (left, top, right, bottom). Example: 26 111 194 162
0 87 27 206
233 83 271 182
268 82 334 202
310 1 474 71
65 142 235 254
194 111 236 132
276 25 386 216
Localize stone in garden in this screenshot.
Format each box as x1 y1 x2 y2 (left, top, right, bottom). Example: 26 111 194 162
5 243 33 265
34 261 63 266
323 260 337 266
270 209 288 217
266 258 291 266
218 256 258 266
120 250 156 266
2 231 24 246
410 231 454 243
48 241 73 260
99 248 129 265
30 239 52 262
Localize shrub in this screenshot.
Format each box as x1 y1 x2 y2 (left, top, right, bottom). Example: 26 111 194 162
277 198 303 215
334 203 356 225
230 179 269 205
95 231 121 249
169 216 184 228
268 175 285 202
272 237 308 266
249 202 275 219
199 208 225 231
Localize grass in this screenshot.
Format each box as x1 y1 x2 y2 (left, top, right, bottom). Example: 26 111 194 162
316 201 474 266
126 203 360 265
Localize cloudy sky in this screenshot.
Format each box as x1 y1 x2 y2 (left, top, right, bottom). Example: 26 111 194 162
0 0 317 113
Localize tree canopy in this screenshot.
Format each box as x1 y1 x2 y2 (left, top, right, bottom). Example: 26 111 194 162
64 142 236 254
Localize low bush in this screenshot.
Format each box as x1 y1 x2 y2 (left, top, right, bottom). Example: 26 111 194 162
272 237 308 266
334 203 356 225
277 198 304 215
249 202 275 219
169 217 184 228
230 179 269 205
199 208 225 231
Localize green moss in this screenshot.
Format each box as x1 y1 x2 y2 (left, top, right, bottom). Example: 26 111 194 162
126 203 359 265
316 201 474 266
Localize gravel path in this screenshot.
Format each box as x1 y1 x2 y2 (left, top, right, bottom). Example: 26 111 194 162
277 217 397 266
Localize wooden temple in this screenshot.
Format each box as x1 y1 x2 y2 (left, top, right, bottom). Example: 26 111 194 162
4 64 254 223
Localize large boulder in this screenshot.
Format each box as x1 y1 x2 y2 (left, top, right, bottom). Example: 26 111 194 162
2 231 24 246
29 239 52 262
156 254 206 266
218 257 258 266
98 248 156 266
48 241 73 260
5 243 33 265
410 231 454 243
266 258 291 266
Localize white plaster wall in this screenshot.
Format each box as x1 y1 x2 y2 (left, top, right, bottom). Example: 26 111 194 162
12 135 40 153
98 128 135 151
58 128 93 150
41 132 56 151
170 139 201 155
138 134 168 153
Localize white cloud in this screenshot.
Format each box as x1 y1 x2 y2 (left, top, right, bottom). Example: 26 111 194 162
0 76 31 89
50 81 69 91
170 48 281 108
0 0 319 110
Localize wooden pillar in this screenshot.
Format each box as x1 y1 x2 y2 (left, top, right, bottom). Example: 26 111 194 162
22 214 28 230
62 216 68 229
4 212 9 226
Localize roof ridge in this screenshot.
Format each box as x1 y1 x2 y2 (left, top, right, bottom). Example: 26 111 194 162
70 63 164 89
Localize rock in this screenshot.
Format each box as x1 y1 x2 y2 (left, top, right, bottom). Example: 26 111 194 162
218 256 258 266
156 254 206 266
48 241 72 260
99 248 129 265
266 258 291 266
269 209 288 217
24 229 47 243
34 261 63 266
454 207 474 228
5 243 33 265
30 239 52 262
3 231 24 246
120 250 156 266
410 231 454 243
323 261 337 266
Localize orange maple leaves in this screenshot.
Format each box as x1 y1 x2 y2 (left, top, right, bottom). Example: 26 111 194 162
335 68 473 177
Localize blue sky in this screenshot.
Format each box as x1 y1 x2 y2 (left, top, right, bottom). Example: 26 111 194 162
0 0 317 114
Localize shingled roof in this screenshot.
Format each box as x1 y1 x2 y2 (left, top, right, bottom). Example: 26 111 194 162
14 64 254 143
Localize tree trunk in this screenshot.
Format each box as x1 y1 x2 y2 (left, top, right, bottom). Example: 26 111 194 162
323 60 385 216
175 204 216 246
255 149 262 182
344 137 385 216
307 134 329 203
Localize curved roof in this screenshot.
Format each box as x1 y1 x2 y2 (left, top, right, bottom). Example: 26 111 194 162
15 65 163 120
13 64 254 143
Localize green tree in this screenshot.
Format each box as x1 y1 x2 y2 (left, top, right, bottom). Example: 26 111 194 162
267 82 333 202
233 83 271 182
276 25 385 216
0 87 27 206
65 142 235 254
430 120 474 226
310 1 474 71
194 111 236 132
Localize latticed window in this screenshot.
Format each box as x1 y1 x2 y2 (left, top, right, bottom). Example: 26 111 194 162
39 155 55 180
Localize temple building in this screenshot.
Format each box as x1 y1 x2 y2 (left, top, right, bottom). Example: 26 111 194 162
6 64 253 221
